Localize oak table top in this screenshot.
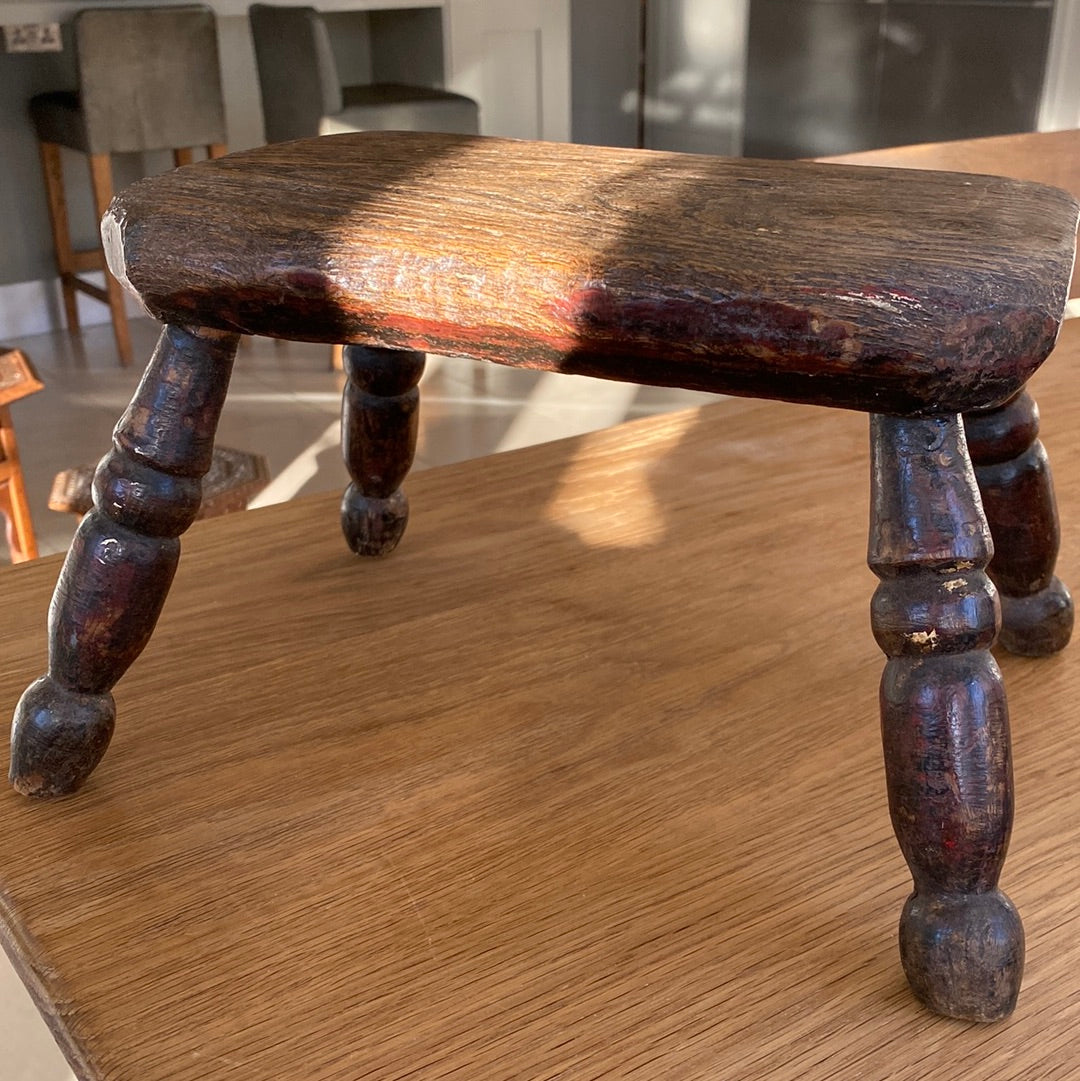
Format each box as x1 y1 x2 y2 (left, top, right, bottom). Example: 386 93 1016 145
2 322 1080 1079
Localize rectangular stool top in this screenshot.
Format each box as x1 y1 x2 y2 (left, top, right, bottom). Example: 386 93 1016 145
104 132 1078 414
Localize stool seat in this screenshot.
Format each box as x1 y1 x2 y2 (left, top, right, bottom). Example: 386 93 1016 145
102 132 1076 415
49 445 270 520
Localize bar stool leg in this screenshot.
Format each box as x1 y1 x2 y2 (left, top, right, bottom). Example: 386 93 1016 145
0 404 39 563
869 413 1022 1021
38 141 80 332
964 392 1073 656
87 153 134 367
9 324 238 797
340 345 424 557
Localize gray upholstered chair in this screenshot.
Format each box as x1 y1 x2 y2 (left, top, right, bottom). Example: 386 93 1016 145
29 5 227 367
248 4 479 144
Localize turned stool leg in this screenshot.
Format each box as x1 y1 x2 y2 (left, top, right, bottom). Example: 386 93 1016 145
964 392 1073 656
340 345 424 557
869 414 1022 1022
9 325 238 797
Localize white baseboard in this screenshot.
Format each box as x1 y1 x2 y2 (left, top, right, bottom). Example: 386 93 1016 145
0 274 146 341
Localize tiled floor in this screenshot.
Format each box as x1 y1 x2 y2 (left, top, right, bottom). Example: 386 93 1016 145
1 315 716 1080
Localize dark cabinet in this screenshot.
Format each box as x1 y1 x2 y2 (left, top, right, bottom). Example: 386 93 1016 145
745 0 882 158
744 0 1054 159
879 2 1053 146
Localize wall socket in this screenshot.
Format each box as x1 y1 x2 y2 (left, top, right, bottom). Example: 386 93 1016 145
3 23 62 52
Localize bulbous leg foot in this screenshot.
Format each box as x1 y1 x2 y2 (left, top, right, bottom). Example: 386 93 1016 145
998 576 1073 657
899 889 1023 1022
9 676 116 798
341 486 409 557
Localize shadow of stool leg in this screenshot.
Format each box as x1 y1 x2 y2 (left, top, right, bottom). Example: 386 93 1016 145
869 413 1022 1022
964 392 1073 656
9 325 238 797
340 345 425 557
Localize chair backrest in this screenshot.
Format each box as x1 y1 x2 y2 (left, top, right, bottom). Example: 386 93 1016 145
249 4 344 143
75 5 226 155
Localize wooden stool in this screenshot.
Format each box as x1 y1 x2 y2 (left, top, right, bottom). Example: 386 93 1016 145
8 132 1079 1023
0 347 44 563
29 5 227 366
49 444 270 522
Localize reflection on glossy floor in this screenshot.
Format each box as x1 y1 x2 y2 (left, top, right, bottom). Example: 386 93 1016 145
0 316 716 1081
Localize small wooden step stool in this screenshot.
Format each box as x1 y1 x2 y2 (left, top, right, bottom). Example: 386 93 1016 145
4 133 1079 1034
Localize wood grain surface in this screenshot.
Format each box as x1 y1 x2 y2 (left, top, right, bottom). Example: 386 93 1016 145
102 132 1079 415
2 321 1080 1079
819 129 1080 299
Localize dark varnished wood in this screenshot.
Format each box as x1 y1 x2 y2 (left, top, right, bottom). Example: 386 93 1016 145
9 324 238 797
818 128 1080 298
340 345 425 556
869 414 1020 1021
102 132 1079 415
965 393 1073 656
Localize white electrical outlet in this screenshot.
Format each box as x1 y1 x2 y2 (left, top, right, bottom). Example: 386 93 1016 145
3 23 62 52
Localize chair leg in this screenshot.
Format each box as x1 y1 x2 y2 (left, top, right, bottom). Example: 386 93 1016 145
38 141 80 332
0 481 37 564
0 405 39 563
87 153 134 367
869 413 1022 1022
340 344 425 556
963 392 1073 656
9 324 238 798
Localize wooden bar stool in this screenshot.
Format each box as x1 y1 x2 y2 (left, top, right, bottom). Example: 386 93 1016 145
0 347 44 564
8 132 1079 1023
29 4 227 366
